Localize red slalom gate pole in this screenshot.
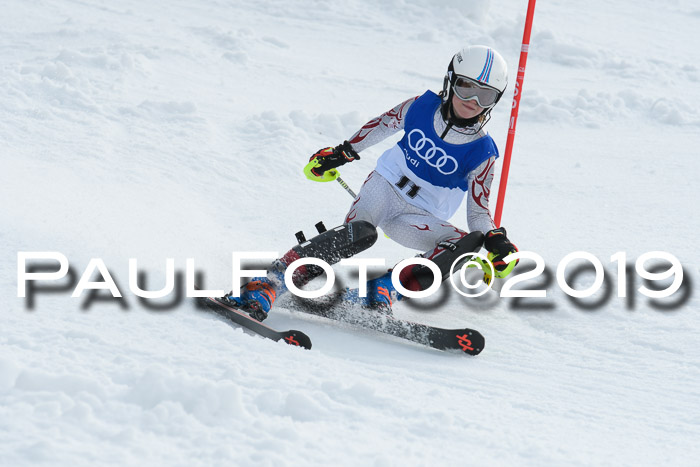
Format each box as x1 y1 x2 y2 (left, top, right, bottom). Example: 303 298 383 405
494 0 537 227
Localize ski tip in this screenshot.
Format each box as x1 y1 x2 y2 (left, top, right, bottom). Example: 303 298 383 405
455 330 485 356
281 331 312 350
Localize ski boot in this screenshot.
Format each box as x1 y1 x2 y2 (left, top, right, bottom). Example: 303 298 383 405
222 277 277 322
344 271 401 315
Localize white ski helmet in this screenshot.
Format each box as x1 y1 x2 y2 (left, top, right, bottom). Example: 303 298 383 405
441 45 508 129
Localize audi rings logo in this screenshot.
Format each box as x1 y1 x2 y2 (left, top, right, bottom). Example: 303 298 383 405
407 129 459 175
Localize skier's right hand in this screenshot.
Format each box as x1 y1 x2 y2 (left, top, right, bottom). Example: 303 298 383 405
304 141 360 182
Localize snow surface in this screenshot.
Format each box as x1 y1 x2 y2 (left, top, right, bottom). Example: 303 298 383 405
2 0 700 465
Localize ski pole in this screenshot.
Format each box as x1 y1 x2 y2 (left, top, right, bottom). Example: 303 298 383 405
303 161 358 198
330 170 357 198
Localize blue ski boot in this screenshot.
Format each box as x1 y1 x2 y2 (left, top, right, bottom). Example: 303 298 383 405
224 277 278 322
344 271 401 314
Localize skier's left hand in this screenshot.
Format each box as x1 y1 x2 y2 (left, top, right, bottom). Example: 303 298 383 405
484 227 519 278
304 141 360 182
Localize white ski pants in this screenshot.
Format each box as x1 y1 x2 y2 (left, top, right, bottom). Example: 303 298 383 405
344 171 468 253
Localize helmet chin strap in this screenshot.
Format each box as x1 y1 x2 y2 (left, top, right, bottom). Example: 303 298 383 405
449 103 483 127
439 98 488 135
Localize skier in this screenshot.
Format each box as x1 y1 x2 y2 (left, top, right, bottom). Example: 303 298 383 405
230 45 520 321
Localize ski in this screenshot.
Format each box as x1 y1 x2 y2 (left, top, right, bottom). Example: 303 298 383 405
285 299 484 355
196 295 312 350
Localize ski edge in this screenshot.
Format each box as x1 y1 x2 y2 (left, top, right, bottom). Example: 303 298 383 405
196 295 312 350
286 301 483 355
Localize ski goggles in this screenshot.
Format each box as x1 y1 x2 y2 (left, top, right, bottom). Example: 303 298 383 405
452 76 500 108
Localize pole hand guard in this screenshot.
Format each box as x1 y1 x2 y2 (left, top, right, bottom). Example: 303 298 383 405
304 161 340 182
467 251 517 285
